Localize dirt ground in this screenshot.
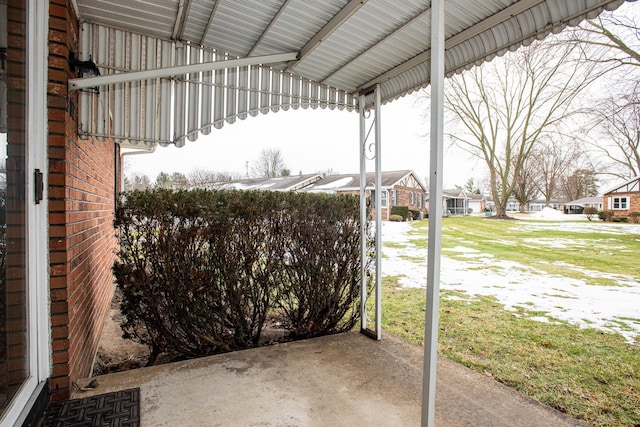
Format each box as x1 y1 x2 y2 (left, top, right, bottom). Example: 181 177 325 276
92 290 292 376
92 291 150 376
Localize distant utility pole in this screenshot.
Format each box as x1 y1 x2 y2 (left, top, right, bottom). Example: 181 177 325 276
245 161 249 178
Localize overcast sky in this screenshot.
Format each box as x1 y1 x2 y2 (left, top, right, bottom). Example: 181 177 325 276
125 90 484 189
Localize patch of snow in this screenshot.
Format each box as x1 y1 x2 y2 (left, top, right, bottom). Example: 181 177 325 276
529 207 568 220
381 220 640 343
520 221 640 235
448 246 480 253
529 316 552 323
314 177 354 190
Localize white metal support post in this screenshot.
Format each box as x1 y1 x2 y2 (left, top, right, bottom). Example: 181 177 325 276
358 86 382 340
359 93 367 332
373 85 382 340
422 0 445 425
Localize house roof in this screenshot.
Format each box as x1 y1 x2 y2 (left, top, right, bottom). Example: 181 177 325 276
566 196 604 206
467 193 486 201
71 0 626 147
208 174 321 192
442 189 467 198
302 170 425 193
603 176 640 195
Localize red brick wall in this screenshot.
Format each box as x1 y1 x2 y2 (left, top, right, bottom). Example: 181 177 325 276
337 186 427 220
604 191 640 220
393 186 427 217
48 0 118 400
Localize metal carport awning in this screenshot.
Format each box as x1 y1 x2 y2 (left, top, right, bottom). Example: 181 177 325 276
69 1 629 426
70 0 625 149
70 23 357 148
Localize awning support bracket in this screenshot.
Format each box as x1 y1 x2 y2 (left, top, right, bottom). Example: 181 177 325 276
68 52 299 91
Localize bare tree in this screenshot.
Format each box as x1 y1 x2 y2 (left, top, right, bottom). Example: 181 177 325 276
126 173 152 191
529 137 581 205
585 94 640 179
571 5 640 179
512 165 539 213
251 148 287 178
574 7 640 68
188 168 236 188
444 38 598 217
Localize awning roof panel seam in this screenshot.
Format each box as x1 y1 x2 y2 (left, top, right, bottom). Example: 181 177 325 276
315 6 431 87
320 17 431 91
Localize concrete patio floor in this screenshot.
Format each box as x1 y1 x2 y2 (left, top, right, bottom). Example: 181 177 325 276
76 331 585 426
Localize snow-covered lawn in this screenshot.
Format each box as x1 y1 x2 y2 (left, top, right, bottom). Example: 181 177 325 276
381 220 640 343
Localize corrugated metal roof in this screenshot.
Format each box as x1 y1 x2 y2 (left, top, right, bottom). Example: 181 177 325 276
73 0 628 146
303 170 420 192
206 174 322 192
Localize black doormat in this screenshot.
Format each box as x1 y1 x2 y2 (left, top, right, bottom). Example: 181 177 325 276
43 388 140 427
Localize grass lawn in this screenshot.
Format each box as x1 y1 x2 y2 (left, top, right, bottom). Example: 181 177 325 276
409 216 639 286
381 216 640 427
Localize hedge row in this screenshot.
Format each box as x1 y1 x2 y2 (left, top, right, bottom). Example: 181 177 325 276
113 189 373 364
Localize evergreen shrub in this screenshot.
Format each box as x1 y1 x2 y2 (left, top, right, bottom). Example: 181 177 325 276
409 209 421 220
113 189 373 364
391 205 409 220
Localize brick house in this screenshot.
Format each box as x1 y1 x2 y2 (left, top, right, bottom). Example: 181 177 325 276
603 177 640 220
303 170 428 220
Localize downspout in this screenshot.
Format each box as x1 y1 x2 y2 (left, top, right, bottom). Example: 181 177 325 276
119 144 157 192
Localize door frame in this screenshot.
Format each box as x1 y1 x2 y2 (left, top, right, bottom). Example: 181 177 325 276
1 0 50 424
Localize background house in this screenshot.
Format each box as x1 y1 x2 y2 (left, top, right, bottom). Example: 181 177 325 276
467 193 486 214
443 189 470 215
505 198 561 212
564 196 604 214
527 199 562 212
603 177 640 220
303 170 428 220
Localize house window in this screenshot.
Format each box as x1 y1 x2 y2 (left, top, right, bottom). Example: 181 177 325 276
409 192 415 205
417 193 422 209
371 190 387 208
391 190 397 206
612 196 629 210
